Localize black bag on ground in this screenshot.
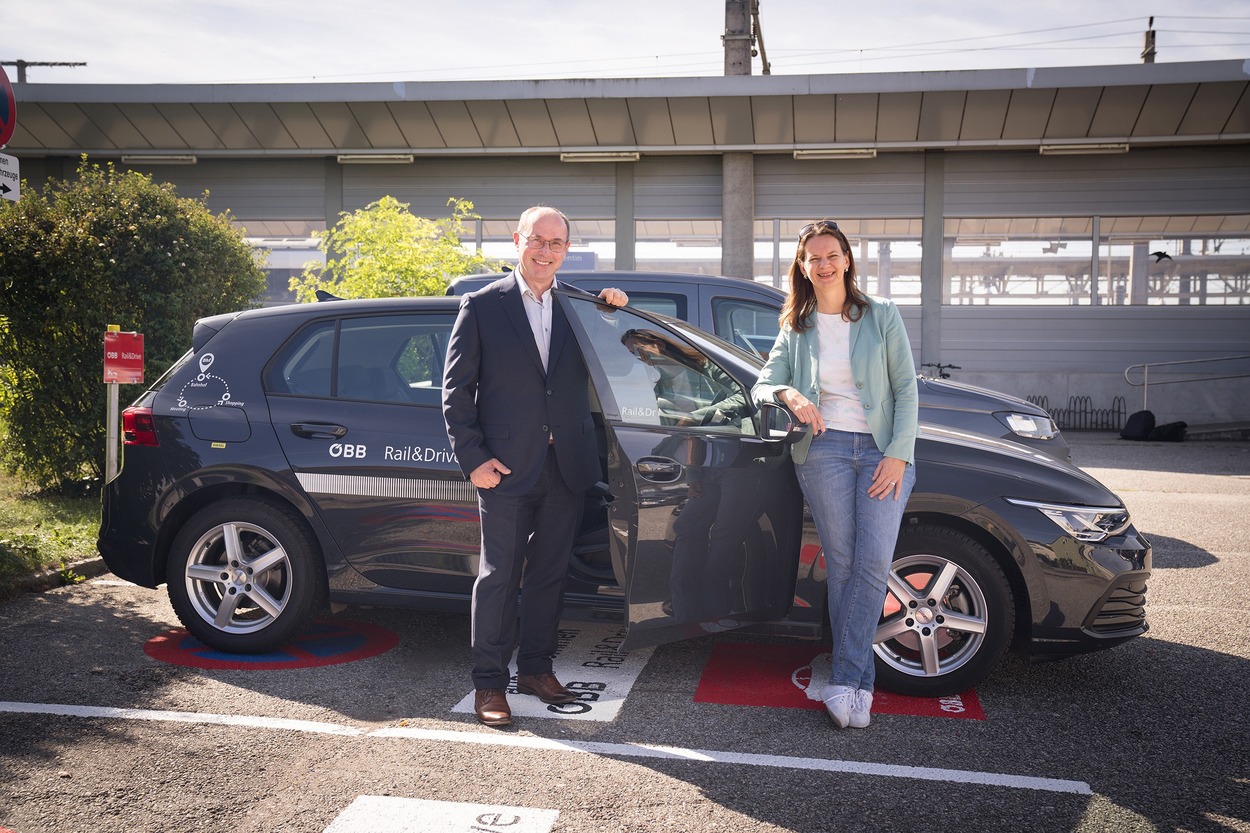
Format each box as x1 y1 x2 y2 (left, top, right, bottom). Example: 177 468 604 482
1148 421 1188 442
1120 410 1155 440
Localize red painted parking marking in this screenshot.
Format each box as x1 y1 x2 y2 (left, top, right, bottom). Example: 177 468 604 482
144 619 398 670
694 642 985 720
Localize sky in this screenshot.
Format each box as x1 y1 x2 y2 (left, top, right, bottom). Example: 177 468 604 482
5 0 1250 86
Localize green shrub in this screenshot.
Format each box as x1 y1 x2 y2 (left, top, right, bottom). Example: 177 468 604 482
0 158 266 489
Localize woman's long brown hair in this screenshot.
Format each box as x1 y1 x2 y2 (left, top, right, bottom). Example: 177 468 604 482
779 221 870 332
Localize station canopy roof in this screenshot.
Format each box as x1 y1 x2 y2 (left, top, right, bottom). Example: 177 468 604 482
8 60 1249 160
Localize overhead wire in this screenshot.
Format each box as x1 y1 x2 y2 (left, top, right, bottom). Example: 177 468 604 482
206 15 1250 84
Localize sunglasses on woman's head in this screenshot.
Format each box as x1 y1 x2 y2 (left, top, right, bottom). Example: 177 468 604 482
798 221 839 239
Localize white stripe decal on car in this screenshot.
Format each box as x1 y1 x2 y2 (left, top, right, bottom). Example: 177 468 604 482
295 472 476 502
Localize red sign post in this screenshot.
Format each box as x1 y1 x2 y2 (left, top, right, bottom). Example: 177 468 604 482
104 327 144 482
103 330 144 384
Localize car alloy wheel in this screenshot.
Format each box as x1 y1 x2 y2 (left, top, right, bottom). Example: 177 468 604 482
166 496 324 653
872 524 1014 697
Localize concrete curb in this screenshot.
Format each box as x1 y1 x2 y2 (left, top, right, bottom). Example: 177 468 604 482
9 555 111 596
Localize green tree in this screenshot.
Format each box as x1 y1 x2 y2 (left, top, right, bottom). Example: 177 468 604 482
289 196 501 301
0 158 265 490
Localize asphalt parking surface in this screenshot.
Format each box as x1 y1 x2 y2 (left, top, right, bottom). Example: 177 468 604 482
2 432 1248 833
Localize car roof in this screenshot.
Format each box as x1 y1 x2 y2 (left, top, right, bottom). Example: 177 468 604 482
193 296 461 349
448 270 786 299
242 295 460 320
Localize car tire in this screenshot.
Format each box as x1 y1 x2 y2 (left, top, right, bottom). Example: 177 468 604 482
872 524 1014 697
166 496 325 653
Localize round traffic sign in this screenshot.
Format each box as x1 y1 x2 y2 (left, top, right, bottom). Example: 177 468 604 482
0 65 15 148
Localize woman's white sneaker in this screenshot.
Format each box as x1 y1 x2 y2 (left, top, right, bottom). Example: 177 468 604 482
822 685 855 728
849 689 873 728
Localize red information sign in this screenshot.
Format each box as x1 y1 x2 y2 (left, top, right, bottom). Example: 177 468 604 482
104 331 144 384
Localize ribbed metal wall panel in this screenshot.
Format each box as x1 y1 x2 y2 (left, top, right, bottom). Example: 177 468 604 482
940 306 1250 373
633 156 722 219
120 158 328 221
342 157 617 220
944 146 1250 216
755 154 926 218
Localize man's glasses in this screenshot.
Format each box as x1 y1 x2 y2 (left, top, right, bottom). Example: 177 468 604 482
520 233 568 253
798 221 839 240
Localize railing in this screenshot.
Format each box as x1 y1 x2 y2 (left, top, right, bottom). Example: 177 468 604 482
1123 355 1250 411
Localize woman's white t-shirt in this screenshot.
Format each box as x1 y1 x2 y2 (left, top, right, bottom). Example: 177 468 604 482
815 312 872 433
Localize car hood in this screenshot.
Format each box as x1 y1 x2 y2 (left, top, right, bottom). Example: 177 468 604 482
915 423 1120 507
918 376 1048 417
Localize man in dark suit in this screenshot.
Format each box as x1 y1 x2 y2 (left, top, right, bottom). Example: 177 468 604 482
443 206 627 726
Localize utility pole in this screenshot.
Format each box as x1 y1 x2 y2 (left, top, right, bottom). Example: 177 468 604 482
720 0 760 280
723 0 753 76
1141 17 1157 64
0 60 87 83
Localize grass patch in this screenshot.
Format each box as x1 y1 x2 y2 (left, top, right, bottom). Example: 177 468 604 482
0 467 100 599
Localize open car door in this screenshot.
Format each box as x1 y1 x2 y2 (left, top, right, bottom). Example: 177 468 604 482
558 291 804 651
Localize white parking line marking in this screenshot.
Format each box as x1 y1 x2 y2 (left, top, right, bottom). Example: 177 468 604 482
324 796 559 833
371 726 1091 794
0 700 363 736
1 700 1091 794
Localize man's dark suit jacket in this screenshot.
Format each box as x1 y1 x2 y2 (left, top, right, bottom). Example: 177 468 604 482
442 275 600 496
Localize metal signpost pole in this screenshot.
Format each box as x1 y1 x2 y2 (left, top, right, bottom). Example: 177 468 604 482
105 325 120 482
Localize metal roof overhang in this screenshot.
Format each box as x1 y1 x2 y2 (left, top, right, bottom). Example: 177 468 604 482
7 60 1249 159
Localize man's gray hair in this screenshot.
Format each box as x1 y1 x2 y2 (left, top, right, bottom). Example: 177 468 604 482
517 205 571 238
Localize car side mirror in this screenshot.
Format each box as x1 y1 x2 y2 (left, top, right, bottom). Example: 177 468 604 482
758 402 808 444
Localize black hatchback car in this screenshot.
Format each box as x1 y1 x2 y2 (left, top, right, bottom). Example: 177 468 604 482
99 291 1150 696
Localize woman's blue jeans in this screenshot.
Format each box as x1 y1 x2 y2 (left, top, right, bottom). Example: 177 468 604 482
795 429 915 692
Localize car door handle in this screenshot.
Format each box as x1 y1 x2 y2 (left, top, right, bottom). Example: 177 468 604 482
636 456 683 483
290 422 348 440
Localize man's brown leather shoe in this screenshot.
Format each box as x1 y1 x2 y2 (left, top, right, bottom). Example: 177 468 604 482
515 672 577 704
474 688 511 726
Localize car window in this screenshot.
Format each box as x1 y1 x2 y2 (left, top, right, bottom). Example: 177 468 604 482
572 304 753 435
616 291 686 321
268 320 335 397
337 314 455 405
711 298 780 357
266 313 455 406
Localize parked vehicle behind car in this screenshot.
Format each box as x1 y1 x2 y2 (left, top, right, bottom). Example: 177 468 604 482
99 291 1148 696
449 271 1069 461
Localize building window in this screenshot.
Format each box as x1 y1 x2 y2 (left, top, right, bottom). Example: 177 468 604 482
1099 215 1250 306
944 215 1250 305
635 220 723 275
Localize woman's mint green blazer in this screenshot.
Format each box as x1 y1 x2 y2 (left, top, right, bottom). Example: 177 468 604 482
751 295 919 465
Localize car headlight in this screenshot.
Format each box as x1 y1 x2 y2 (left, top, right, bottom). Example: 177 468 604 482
1005 498 1131 543
996 411 1058 440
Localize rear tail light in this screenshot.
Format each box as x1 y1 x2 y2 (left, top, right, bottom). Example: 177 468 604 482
122 406 159 446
